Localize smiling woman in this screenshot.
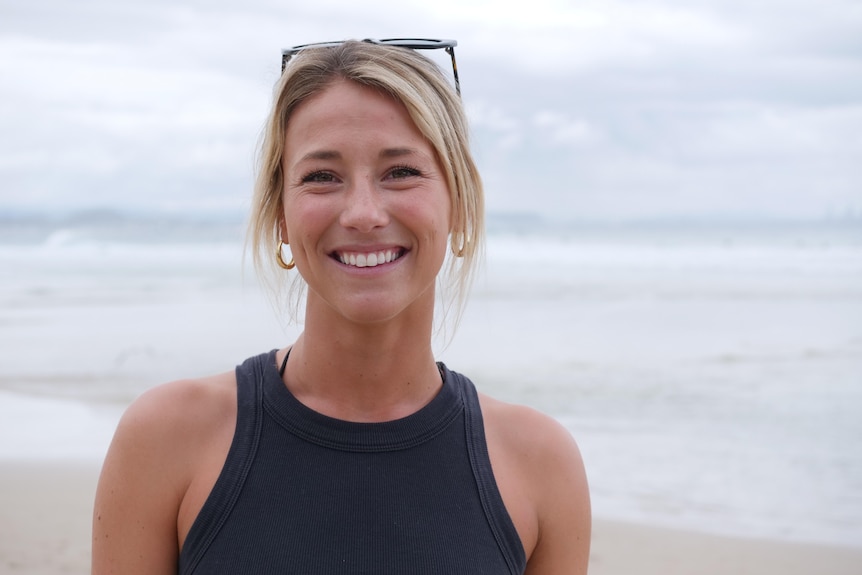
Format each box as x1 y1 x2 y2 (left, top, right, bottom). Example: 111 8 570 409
91 39 590 575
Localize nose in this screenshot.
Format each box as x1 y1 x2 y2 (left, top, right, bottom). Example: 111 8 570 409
339 176 389 232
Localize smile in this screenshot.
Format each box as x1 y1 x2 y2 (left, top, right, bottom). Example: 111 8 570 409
335 248 405 268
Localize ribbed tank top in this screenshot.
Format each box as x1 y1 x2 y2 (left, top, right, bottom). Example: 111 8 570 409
178 350 526 574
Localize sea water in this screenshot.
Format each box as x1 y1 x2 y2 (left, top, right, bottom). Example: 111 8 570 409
0 215 860 548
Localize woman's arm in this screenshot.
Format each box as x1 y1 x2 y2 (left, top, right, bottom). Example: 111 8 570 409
521 411 591 574
482 396 591 575
92 376 235 574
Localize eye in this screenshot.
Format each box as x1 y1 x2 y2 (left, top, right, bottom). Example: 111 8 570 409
387 165 422 179
301 170 337 184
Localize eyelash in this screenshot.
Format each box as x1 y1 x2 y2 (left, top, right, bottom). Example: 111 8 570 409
300 170 335 184
298 165 422 184
388 165 422 179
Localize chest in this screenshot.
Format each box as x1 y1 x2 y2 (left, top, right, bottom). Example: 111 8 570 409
180 416 523 574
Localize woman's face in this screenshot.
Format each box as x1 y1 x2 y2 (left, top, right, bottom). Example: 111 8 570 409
281 79 452 326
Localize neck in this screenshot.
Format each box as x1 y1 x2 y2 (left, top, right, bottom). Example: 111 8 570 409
281 298 442 423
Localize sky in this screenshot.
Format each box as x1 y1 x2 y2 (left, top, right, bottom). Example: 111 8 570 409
1 0 860 222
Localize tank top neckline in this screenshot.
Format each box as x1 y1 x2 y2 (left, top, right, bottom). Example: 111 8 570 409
261 349 464 453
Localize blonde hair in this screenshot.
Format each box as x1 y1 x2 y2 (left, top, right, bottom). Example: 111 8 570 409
247 40 484 326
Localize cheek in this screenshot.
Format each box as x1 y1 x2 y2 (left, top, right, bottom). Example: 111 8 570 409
404 202 451 248
435 200 454 251
428 213 453 257
282 195 328 239
438 184 454 226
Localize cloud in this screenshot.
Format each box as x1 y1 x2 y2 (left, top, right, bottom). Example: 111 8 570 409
421 0 747 75
0 0 860 220
532 111 597 147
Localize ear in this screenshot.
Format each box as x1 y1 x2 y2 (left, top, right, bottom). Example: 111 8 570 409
277 210 289 244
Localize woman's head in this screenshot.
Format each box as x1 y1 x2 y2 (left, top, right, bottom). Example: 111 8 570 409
247 39 483 326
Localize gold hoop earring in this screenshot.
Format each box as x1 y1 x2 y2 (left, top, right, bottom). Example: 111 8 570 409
451 237 466 258
276 240 295 270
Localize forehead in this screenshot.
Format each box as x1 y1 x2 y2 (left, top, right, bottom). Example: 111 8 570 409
287 80 423 142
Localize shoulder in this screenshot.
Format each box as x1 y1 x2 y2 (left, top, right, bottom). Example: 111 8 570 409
105 373 238 479
479 393 591 574
92 372 237 574
479 394 589 503
119 372 238 446
479 394 575 450
107 371 239 520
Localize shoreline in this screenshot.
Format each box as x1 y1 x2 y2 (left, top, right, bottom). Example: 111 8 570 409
1 460 861 574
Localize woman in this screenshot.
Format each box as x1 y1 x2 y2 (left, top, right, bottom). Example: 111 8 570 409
92 39 590 574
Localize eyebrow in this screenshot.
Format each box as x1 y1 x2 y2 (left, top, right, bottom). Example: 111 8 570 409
297 147 424 164
298 150 341 163
379 147 422 159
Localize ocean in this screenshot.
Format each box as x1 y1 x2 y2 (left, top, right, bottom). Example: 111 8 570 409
1 214 860 548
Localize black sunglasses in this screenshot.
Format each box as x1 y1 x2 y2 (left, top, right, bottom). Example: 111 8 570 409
280 38 460 96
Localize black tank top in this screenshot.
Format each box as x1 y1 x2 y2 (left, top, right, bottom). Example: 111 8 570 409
178 350 526 574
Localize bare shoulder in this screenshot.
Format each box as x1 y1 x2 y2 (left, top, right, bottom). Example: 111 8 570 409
479 393 591 575
104 372 237 485
480 394 580 456
120 372 238 449
479 393 588 490
92 371 237 574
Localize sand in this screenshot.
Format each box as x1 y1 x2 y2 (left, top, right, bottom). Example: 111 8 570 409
1 460 860 574
590 520 862 575
0 461 98 573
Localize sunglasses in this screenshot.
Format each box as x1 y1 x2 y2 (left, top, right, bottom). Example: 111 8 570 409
280 38 461 96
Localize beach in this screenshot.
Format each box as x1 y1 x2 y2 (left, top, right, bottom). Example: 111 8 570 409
1 216 861 572
2 460 861 574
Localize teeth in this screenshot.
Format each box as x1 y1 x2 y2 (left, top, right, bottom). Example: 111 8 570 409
338 249 400 268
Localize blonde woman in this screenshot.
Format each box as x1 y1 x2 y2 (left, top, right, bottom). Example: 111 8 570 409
92 39 590 574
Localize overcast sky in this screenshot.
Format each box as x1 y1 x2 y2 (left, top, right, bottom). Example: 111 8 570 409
1 0 860 221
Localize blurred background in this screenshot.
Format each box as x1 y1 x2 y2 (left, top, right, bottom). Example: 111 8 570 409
1 0 861 554
2 0 860 220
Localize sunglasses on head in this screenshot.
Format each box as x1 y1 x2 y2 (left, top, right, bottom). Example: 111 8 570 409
280 38 461 96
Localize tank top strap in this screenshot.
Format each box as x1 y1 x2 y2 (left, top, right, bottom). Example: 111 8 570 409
444 364 528 574
178 350 270 575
